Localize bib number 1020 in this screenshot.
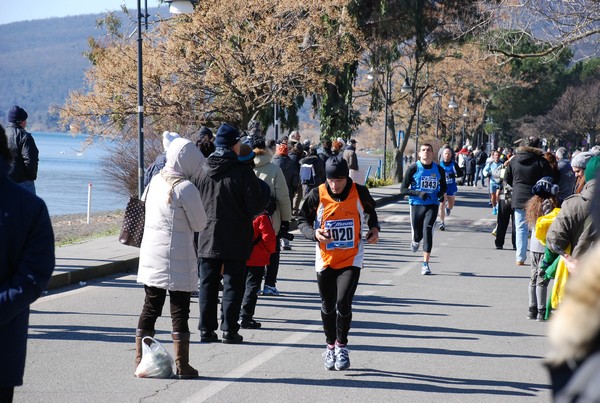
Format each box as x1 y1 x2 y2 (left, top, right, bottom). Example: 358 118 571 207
325 219 355 250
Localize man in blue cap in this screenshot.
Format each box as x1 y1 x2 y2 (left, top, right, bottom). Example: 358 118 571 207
195 123 267 344
5 105 38 194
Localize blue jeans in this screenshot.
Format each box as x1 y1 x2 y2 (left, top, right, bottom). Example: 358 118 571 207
514 208 529 263
474 165 485 186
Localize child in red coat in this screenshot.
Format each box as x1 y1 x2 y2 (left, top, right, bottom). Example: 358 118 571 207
239 198 277 329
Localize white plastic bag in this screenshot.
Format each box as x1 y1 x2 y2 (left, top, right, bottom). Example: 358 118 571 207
135 336 175 378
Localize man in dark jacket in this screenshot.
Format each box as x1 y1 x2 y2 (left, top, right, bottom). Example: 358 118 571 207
0 124 55 401
505 137 554 265
196 123 266 344
555 147 575 204
5 105 39 194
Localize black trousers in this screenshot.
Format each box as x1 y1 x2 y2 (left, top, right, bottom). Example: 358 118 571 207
0 387 14 403
265 236 281 287
317 266 361 346
198 258 245 333
496 198 515 249
240 265 265 321
137 285 191 333
410 204 439 253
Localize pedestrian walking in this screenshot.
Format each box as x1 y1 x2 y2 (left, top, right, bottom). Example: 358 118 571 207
5 105 38 194
400 143 447 275
474 146 488 188
342 138 360 181
554 147 575 204
298 156 380 371
484 150 503 215
505 137 554 265
0 124 55 402
196 123 266 345
135 137 207 379
272 142 299 250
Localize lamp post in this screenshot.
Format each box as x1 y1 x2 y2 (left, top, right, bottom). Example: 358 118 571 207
432 89 441 139
136 0 196 198
447 95 458 148
461 107 469 147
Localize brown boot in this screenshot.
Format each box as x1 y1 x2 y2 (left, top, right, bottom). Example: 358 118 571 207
172 332 199 379
135 329 155 371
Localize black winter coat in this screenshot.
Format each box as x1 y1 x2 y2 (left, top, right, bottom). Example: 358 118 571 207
505 146 554 209
0 158 55 386
6 123 39 183
196 150 266 260
272 154 300 199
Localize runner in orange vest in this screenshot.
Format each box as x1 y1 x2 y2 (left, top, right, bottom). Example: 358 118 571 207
298 155 380 371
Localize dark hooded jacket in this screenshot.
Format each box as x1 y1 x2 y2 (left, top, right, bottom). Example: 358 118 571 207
505 146 554 209
6 122 39 183
196 149 266 260
0 158 55 387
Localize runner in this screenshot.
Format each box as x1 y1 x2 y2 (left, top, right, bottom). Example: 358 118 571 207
400 143 447 275
438 147 463 230
298 156 380 371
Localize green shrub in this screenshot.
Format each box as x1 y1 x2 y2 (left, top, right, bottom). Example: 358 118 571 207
365 177 393 188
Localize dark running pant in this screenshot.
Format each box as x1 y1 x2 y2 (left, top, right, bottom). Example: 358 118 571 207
137 285 192 333
410 204 439 253
240 265 265 321
317 266 361 346
495 198 515 249
199 258 245 333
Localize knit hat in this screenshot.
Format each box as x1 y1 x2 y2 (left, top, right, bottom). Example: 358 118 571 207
162 131 180 151
215 123 241 148
289 131 300 144
276 143 288 156
585 155 600 182
532 176 559 199
571 151 593 169
8 105 28 123
238 143 255 162
325 156 349 179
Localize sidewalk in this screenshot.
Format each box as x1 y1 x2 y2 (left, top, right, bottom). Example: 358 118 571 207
50 184 404 291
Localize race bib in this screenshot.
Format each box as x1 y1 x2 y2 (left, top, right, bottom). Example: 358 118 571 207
420 175 438 191
445 172 454 184
324 219 355 250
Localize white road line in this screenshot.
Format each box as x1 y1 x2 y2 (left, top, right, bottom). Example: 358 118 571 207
181 325 321 402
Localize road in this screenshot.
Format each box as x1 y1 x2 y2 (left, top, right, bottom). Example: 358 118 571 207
17 186 550 402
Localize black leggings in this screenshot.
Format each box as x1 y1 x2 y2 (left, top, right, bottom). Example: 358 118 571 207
410 204 439 253
137 285 192 333
317 266 361 346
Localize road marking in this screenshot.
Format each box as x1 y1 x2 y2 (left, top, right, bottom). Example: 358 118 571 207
378 279 393 285
182 325 321 402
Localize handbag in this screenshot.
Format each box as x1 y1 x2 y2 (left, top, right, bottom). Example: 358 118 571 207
119 196 145 247
134 337 174 378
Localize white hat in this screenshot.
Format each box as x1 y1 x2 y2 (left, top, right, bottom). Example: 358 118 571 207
162 131 180 151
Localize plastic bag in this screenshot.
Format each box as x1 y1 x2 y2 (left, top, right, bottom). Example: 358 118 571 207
135 337 175 378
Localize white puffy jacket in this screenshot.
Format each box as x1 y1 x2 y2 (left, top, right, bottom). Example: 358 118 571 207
137 138 207 292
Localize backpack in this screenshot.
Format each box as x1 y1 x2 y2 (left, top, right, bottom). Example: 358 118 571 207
300 163 316 185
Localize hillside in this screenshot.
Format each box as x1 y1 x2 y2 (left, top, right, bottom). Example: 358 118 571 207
0 10 161 132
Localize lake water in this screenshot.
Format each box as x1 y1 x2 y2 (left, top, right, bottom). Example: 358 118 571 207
33 132 128 216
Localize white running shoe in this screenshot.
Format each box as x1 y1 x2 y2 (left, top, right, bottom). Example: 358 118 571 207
421 262 432 275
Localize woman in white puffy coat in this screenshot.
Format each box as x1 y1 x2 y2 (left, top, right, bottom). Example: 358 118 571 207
135 137 207 379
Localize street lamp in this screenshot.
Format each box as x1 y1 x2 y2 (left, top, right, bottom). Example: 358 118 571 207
135 0 196 198
447 95 458 148
461 107 469 147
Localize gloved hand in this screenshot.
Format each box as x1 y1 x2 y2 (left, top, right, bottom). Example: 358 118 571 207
417 191 429 201
280 221 290 233
437 194 445 203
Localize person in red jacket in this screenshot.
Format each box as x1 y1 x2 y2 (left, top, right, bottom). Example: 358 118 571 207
239 185 277 329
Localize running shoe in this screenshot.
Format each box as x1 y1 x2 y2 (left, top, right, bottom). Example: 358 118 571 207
411 241 420 253
421 262 432 275
262 285 280 296
439 222 445 231
445 207 451 216
323 348 336 370
334 346 350 371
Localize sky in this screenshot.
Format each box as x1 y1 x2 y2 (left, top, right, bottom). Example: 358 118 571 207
1 1 168 25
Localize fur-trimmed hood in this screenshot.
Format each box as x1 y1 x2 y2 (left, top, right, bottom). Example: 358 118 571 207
253 148 273 168
515 146 545 156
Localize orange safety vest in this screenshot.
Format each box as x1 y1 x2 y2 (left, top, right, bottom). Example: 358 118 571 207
315 183 365 271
